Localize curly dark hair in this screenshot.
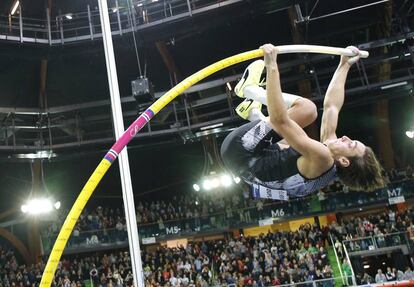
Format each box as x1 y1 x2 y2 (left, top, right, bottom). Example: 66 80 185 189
336 146 386 191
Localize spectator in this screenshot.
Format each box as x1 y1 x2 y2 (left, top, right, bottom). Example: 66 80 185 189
361 272 374 284
393 267 405 281
385 266 396 281
404 266 414 280
375 269 387 283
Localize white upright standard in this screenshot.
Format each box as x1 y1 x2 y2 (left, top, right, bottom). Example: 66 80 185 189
97 0 145 286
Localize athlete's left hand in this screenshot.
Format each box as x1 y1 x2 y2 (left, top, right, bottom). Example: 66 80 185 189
260 44 279 69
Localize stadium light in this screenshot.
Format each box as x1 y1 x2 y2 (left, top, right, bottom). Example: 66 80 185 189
193 173 241 191
10 0 20 15
211 178 220 188
21 198 61 215
220 174 233 187
202 179 212 190
192 184 200 191
406 130 414 138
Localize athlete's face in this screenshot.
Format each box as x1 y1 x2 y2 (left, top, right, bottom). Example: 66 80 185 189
326 136 366 167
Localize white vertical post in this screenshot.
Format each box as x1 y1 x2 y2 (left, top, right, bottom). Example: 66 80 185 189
87 5 94 40
343 244 357 286
46 8 52 45
186 0 192 16
97 1 144 287
116 0 122 35
329 234 345 285
19 4 23 43
59 11 64 44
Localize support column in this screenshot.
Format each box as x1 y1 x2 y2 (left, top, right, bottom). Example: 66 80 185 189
155 41 182 85
39 59 48 109
155 41 184 123
374 1 395 169
288 7 319 140
26 55 50 263
27 161 43 263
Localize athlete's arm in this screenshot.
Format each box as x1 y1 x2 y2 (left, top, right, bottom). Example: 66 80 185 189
262 44 329 162
320 46 361 142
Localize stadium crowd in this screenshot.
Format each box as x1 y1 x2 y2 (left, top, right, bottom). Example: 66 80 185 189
1 206 414 287
9 167 414 287
142 223 334 286
330 207 414 255
1 223 338 287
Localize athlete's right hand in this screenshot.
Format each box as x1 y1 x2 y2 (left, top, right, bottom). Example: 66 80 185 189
260 44 278 69
340 46 361 66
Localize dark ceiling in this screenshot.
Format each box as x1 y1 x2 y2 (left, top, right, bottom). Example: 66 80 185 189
0 0 412 210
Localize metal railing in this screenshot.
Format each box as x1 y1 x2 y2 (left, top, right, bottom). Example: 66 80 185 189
211 276 353 287
0 0 244 45
343 231 413 253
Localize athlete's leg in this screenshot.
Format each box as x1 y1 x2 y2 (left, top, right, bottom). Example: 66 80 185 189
244 85 317 128
234 59 317 127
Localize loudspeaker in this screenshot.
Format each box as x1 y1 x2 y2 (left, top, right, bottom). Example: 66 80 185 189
131 77 154 102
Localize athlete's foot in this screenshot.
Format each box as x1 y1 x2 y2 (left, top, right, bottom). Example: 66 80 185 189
235 99 264 121
234 60 265 98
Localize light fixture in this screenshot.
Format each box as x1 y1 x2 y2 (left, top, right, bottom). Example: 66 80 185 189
21 204 28 213
54 201 61 210
112 7 118 12
193 184 200 191
12 150 57 159
10 0 19 16
220 174 233 187
363 265 370 269
202 179 212 190
406 131 414 138
194 173 240 191
65 14 73 20
192 134 241 192
380 81 407 90
21 198 60 215
226 82 232 91
211 178 220 188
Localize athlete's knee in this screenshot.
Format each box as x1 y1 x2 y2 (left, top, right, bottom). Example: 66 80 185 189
293 98 318 123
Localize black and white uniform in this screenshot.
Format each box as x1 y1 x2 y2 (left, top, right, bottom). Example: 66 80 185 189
221 120 336 200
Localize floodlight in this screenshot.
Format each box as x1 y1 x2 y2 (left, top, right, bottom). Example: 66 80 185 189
11 0 20 15
220 174 233 187
202 179 212 190
193 184 200 191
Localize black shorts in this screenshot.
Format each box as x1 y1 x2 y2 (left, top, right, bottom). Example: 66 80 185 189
220 120 299 182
